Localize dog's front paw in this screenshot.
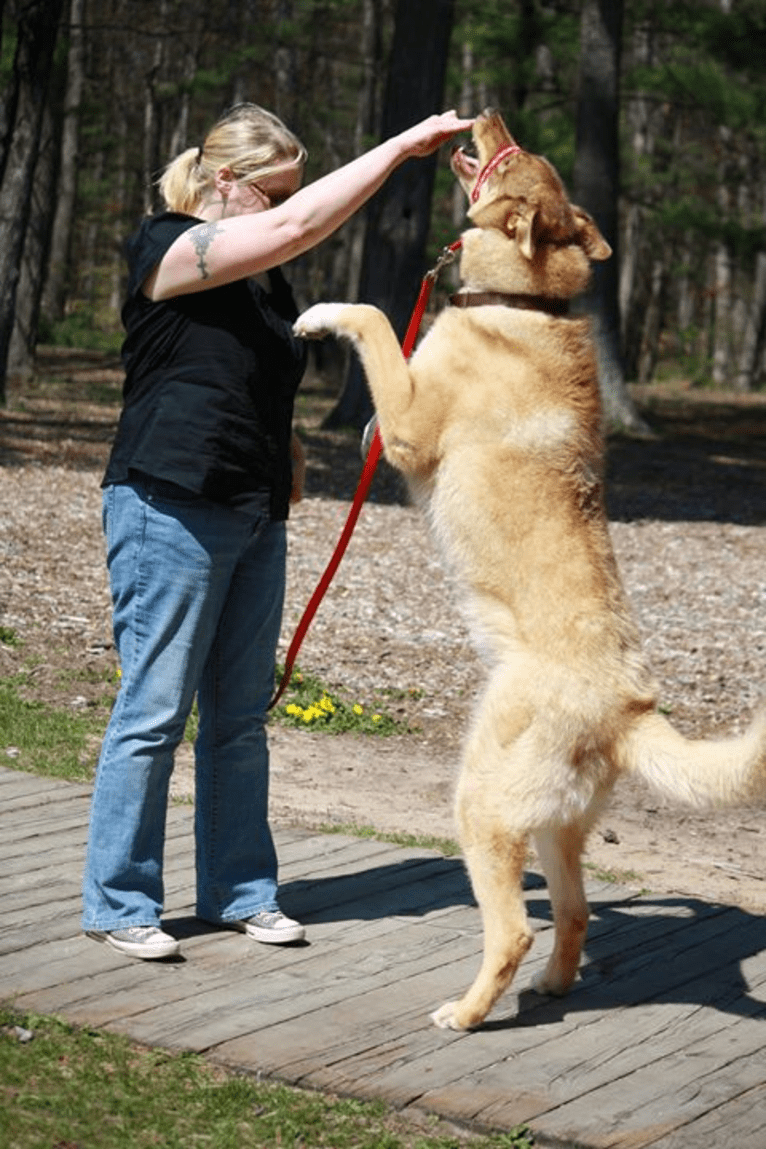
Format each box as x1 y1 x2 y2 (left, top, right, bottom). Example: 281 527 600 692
293 302 349 340
431 1001 470 1031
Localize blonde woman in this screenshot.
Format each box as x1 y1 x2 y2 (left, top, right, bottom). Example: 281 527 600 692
82 102 472 960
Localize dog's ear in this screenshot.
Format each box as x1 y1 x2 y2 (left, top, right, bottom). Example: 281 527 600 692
514 206 538 260
572 206 612 261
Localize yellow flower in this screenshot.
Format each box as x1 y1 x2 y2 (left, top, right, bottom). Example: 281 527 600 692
372 714 382 723
320 696 335 713
285 703 302 717
302 710 314 723
353 704 363 716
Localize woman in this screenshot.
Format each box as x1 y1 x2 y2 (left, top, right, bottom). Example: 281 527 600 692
82 102 472 960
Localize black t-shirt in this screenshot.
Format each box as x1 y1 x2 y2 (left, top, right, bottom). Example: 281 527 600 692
103 212 307 520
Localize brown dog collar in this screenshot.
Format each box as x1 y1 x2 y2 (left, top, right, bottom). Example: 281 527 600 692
449 291 570 316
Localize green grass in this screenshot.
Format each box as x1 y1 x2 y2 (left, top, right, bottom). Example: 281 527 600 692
0 657 408 787
321 820 462 858
583 860 645 889
0 1006 534 1149
0 674 105 782
272 664 408 736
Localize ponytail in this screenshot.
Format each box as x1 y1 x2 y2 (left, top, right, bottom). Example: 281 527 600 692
156 104 307 216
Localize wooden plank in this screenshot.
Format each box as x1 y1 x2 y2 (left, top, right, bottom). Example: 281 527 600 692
648 1083 766 1149
16 914 465 1036
1 788 92 811
267 904 766 1121
0 772 90 799
0 840 85 877
1 805 91 843
0 893 83 949
3 765 766 1149
1 864 84 905
0 767 88 788
0 934 121 996
520 1010 766 1148
409 920 766 1142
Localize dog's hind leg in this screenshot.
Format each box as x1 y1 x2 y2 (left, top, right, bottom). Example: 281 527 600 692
530 821 590 996
431 818 533 1031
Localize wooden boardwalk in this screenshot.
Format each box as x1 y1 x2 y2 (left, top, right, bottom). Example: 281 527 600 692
2 764 766 1148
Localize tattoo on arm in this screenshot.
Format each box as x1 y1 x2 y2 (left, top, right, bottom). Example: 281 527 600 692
189 221 225 279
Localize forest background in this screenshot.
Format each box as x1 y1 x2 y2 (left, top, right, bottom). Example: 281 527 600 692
2 0 766 426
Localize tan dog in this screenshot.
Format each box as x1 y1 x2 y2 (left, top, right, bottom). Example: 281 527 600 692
294 110 766 1031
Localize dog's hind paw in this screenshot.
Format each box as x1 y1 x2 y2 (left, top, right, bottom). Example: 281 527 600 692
530 968 571 997
431 1001 469 1031
293 302 349 340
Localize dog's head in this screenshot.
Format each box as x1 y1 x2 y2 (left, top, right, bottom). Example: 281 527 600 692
451 109 611 265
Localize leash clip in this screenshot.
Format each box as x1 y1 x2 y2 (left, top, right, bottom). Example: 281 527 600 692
426 239 463 282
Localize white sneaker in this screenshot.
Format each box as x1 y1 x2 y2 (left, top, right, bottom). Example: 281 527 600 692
230 911 305 944
86 925 180 959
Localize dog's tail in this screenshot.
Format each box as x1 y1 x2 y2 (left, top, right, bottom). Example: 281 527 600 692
614 705 766 808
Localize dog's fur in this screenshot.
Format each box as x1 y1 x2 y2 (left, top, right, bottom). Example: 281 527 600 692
294 110 766 1031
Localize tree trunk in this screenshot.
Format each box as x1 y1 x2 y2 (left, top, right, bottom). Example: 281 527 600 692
619 15 652 377
572 0 647 434
326 0 456 431
40 0 84 327
9 98 57 382
141 8 166 215
108 62 129 316
345 0 383 300
733 183 766 392
0 0 66 404
447 37 474 291
273 0 298 126
637 255 666 385
711 130 733 388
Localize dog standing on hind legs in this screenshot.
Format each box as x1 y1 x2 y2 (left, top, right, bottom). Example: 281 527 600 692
294 109 766 1031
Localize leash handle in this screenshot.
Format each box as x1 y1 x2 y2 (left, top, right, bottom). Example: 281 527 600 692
268 239 463 711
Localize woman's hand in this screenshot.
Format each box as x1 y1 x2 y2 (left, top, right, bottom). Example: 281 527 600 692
397 110 475 158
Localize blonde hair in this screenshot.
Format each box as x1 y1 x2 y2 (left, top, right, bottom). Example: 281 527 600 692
158 103 308 215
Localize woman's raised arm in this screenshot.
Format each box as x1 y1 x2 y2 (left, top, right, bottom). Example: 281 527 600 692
146 111 473 302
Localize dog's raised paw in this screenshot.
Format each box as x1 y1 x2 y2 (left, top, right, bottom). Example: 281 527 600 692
293 302 349 339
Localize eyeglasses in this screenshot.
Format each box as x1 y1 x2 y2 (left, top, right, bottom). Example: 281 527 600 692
252 184 294 208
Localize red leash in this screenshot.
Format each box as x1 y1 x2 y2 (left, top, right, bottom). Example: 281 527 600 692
269 240 462 710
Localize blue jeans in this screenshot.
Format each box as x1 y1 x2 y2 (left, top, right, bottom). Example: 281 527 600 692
82 479 286 931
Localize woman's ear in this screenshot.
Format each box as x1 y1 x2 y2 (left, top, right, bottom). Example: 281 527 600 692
214 167 235 198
